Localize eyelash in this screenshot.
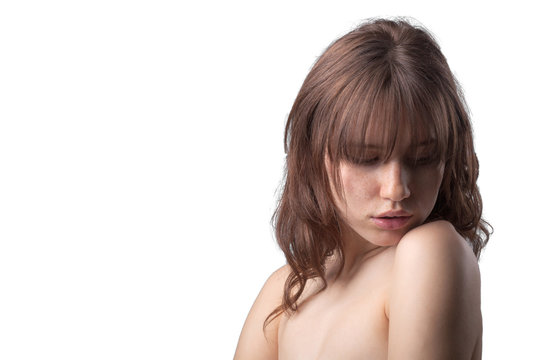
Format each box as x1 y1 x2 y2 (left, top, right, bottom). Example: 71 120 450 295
360 157 380 165
349 155 437 166
414 155 437 165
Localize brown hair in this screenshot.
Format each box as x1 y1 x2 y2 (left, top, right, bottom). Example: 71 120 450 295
264 18 492 330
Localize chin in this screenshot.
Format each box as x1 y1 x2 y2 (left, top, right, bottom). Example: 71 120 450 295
381 237 403 247
369 230 405 247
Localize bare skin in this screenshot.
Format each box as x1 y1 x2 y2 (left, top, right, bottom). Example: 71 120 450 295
234 221 482 359
278 246 395 359
235 129 482 359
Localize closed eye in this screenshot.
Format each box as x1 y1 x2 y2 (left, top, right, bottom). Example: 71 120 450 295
409 155 438 166
360 157 380 165
346 155 381 166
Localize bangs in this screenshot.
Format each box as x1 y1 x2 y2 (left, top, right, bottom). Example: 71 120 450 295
326 68 451 167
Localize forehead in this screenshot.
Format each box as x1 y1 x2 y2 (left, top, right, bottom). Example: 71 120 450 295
327 78 450 162
349 114 436 156
362 119 434 146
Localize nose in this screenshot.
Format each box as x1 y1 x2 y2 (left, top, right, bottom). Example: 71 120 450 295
379 160 411 202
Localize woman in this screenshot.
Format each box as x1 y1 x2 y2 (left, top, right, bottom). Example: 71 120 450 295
234 18 491 359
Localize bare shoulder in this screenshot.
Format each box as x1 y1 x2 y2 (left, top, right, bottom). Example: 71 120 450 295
398 220 475 257
387 220 482 359
234 264 291 360
392 220 481 303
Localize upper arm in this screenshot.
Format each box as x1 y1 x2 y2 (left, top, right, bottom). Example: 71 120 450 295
387 220 482 360
234 264 290 360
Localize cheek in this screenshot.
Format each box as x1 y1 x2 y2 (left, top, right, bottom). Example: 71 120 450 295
414 166 444 204
340 168 377 202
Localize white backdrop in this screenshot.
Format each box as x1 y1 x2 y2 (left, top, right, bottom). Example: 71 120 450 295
1 1 538 359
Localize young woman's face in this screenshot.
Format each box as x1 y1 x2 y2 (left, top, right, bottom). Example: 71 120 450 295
328 127 445 247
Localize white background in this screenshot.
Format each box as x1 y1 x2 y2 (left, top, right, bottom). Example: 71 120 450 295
1 0 538 359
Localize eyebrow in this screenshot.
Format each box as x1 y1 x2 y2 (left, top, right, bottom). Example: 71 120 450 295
362 138 436 149
417 138 436 146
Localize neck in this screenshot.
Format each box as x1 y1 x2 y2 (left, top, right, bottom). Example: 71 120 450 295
326 222 385 282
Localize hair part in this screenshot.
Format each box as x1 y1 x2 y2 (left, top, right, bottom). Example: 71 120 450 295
263 17 492 332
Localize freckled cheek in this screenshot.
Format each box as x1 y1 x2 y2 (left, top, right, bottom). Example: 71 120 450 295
414 169 444 206
341 172 377 203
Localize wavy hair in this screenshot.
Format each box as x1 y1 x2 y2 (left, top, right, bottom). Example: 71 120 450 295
264 18 492 330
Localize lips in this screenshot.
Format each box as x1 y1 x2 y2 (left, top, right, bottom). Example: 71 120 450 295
371 210 412 230
375 209 412 218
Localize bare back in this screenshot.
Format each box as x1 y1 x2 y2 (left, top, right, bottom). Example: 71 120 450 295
278 247 394 359
278 244 482 359
235 222 482 360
